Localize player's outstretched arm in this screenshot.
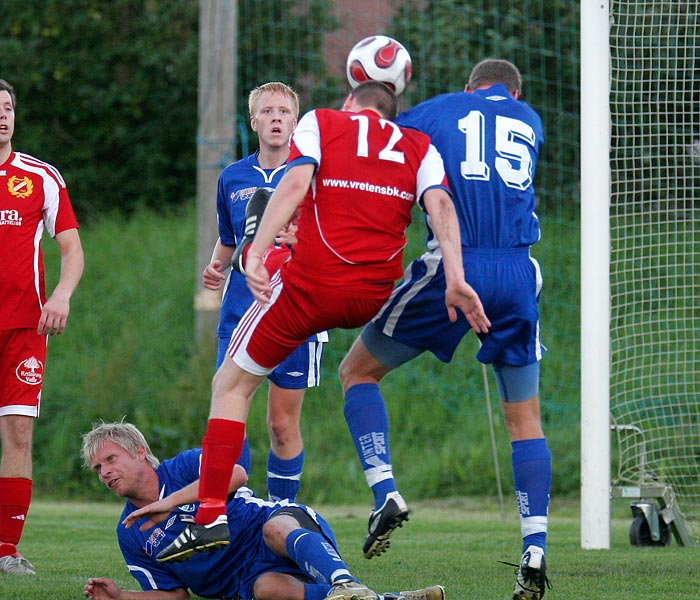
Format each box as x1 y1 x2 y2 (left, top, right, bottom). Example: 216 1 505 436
422 188 490 333
84 577 190 599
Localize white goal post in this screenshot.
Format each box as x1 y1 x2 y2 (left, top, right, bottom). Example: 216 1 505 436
580 0 612 550
581 0 700 549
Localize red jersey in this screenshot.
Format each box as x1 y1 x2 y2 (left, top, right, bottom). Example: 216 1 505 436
0 151 79 330
285 108 449 293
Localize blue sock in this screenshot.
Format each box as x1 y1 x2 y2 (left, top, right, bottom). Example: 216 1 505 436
267 450 304 502
512 438 552 554
344 383 396 510
236 437 251 474
303 584 332 600
285 529 355 585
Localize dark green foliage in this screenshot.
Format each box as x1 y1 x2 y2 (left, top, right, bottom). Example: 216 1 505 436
237 0 342 116
0 0 199 221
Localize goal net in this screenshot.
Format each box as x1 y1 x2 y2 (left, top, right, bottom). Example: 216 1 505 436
608 0 700 540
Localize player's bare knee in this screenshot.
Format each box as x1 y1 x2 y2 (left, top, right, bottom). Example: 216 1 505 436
267 419 299 446
262 514 298 555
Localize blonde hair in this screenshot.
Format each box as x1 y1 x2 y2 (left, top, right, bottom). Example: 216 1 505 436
81 419 160 470
248 81 299 119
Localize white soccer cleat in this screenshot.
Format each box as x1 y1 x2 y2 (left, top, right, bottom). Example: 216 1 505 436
325 581 377 600
0 552 36 575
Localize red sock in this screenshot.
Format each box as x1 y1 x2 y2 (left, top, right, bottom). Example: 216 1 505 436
196 418 245 525
0 478 32 555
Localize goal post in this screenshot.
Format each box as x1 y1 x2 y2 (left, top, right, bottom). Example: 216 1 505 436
580 0 612 550
581 0 700 549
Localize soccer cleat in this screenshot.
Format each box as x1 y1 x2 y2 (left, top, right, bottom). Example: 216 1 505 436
155 514 230 563
509 545 551 600
231 187 272 275
362 491 410 559
0 552 36 575
325 581 378 600
384 585 445 600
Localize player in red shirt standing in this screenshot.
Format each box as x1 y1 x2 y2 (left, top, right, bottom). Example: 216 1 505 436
155 82 491 580
0 79 84 574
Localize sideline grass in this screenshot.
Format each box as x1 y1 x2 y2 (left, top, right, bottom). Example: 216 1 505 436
2 498 699 600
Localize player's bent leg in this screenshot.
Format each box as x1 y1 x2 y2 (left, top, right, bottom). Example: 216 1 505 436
338 335 394 391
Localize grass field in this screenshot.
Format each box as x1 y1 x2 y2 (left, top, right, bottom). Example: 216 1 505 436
3 497 699 600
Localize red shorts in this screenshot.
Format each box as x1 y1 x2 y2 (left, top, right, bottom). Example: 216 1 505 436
0 329 47 417
229 268 390 374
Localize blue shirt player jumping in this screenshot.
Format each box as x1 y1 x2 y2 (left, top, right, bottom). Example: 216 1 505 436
338 60 552 600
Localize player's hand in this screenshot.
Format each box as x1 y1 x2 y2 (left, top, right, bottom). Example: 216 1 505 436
122 499 173 531
203 259 227 290
245 252 272 304
446 281 491 333
275 219 299 246
37 292 70 335
84 577 121 599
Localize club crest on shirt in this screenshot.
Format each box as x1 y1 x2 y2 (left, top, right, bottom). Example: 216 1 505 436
231 186 257 204
7 175 34 199
143 527 166 555
16 356 44 385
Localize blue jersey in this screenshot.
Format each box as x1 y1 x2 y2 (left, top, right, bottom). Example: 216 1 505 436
216 152 326 346
116 449 335 599
395 84 544 250
216 153 285 337
367 84 546 367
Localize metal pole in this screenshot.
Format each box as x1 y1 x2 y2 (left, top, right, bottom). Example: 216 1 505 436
580 0 612 550
194 0 237 346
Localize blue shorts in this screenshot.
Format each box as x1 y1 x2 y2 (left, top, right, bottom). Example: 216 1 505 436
239 503 338 600
218 336 324 389
366 247 545 367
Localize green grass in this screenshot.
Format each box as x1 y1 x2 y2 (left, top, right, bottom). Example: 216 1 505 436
3 498 699 599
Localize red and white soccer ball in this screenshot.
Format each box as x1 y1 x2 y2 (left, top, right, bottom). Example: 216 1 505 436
346 35 413 96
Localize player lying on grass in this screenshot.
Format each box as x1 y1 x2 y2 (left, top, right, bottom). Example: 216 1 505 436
81 420 445 600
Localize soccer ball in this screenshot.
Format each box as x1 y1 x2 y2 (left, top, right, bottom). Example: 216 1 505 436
346 35 413 96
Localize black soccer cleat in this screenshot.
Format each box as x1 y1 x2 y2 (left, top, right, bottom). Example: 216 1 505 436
503 545 552 600
156 514 230 563
231 187 272 275
362 491 410 559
